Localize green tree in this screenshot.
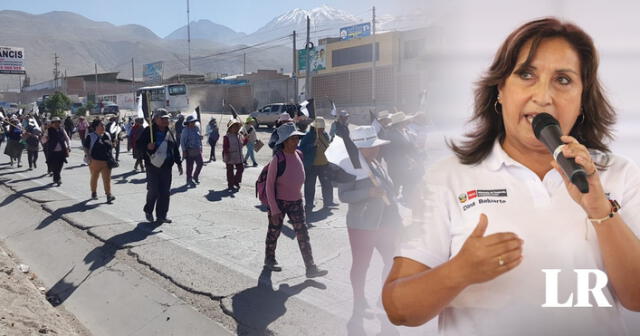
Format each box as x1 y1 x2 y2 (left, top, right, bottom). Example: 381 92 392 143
45 92 71 118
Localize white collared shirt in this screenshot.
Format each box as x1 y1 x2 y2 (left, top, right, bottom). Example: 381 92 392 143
397 140 640 336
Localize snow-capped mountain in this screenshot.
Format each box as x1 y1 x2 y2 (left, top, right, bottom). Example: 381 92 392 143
241 5 365 45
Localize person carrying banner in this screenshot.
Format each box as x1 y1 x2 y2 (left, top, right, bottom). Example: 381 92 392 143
337 125 400 335
136 109 183 224
130 117 146 172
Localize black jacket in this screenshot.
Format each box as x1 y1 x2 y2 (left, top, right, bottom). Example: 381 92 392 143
135 125 182 169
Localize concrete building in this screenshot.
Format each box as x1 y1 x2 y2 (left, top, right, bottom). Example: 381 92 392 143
20 72 142 105
299 28 430 122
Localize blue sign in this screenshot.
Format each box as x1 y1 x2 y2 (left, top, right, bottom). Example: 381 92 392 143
143 61 163 83
339 22 371 41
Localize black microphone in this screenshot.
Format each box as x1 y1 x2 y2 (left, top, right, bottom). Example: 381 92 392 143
532 113 589 193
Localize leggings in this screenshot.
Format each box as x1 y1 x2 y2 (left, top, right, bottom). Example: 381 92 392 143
265 199 315 267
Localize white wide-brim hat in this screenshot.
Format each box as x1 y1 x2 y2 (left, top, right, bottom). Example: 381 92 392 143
350 125 390 148
275 123 306 145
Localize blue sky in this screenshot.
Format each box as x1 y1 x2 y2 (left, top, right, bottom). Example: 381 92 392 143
3 0 424 37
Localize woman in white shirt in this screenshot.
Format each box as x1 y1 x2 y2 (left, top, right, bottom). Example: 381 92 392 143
382 17 640 336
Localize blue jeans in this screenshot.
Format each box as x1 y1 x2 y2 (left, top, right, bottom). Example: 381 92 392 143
244 142 256 164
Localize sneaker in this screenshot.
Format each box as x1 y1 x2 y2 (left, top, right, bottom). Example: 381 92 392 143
56 181 61 187
324 202 339 208
91 192 98 200
264 259 282 272
106 194 116 203
305 265 328 278
145 212 155 223
234 183 240 190
156 218 173 224
193 177 200 184
28 167 33 171
252 162 258 167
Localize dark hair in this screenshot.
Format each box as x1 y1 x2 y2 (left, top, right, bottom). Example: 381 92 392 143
450 17 615 165
91 119 103 130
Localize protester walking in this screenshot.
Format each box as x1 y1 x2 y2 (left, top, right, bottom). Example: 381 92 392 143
76 116 89 140
42 117 70 186
337 125 400 336
129 117 146 172
263 122 327 278
0 116 7 159
4 116 24 167
106 116 122 162
241 117 258 167
206 118 219 162
24 125 41 170
136 109 183 224
64 116 74 140
300 117 336 218
175 114 185 145
180 115 203 187
222 119 244 191
83 119 116 203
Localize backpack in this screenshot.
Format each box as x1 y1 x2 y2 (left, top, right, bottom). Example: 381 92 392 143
255 150 302 207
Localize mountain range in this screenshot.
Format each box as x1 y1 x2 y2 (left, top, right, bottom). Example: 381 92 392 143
0 6 426 92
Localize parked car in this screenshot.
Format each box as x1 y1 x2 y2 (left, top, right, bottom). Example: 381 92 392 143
250 103 300 128
101 103 119 115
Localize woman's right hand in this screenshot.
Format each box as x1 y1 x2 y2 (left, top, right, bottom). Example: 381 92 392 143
451 214 524 286
147 143 155 151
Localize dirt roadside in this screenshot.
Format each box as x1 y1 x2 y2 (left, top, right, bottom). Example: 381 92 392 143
0 242 91 336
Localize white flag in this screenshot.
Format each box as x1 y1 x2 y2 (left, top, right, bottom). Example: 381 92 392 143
330 100 337 117
28 118 42 133
325 136 370 181
136 94 149 128
300 100 310 118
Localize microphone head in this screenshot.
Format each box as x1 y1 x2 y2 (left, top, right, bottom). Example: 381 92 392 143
532 113 559 140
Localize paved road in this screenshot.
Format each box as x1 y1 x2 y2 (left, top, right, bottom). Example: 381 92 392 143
0 124 438 336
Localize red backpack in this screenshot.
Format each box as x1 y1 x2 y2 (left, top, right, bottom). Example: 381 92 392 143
256 150 302 207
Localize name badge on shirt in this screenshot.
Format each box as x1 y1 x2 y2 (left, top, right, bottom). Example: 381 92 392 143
458 188 509 211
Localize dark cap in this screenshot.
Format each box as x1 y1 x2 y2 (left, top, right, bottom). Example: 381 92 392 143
153 108 170 119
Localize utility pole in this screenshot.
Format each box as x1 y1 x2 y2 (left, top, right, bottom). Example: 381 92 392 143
94 63 98 101
292 30 298 103
371 6 376 111
131 57 135 102
53 53 60 90
243 53 246 75
304 15 311 100
64 69 67 95
187 0 192 73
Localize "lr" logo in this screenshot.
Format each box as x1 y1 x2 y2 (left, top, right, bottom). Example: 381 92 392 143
541 269 612 307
